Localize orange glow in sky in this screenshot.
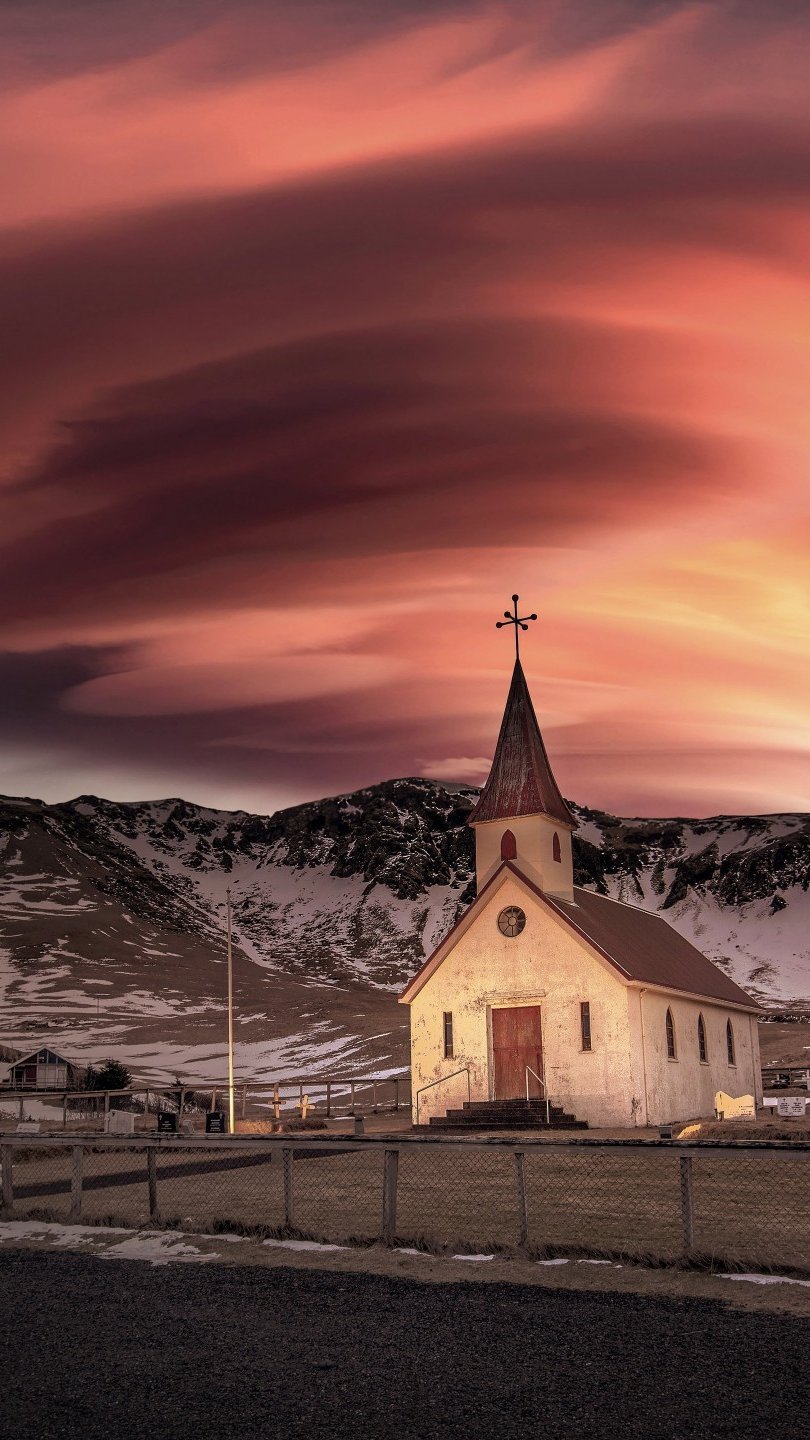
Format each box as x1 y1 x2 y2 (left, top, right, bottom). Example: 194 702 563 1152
1 2 808 816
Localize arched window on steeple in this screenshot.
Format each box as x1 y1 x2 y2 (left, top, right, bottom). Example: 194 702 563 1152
500 829 517 861
552 832 561 863
665 1008 676 1060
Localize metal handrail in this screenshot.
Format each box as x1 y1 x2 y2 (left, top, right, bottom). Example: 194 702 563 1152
526 1066 550 1124
415 1067 471 1123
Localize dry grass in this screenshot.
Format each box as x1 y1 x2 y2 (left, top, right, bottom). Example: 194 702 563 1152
3 1141 807 1273
677 1117 810 1142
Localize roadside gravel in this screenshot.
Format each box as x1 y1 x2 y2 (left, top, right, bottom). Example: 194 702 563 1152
1 1249 808 1440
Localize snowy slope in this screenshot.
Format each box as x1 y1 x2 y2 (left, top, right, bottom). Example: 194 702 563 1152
0 782 808 1081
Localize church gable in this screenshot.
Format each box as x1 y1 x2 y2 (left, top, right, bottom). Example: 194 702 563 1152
401 858 759 1013
400 862 626 1005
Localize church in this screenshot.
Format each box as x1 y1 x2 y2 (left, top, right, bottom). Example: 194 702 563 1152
400 600 762 1130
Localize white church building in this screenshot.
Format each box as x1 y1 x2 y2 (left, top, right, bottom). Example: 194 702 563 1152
400 634 762 1130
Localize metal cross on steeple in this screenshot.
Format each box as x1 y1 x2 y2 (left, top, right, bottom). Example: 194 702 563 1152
495 594 537 661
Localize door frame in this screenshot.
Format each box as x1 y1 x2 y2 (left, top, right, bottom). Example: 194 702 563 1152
487 999 545 1101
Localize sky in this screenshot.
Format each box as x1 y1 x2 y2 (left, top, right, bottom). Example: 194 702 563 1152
1 0 809 819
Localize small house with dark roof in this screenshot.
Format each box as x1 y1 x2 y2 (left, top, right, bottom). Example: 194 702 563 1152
4 1047 80 1091
400 632 761 1129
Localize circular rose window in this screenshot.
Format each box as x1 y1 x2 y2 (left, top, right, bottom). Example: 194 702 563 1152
497 905 526 938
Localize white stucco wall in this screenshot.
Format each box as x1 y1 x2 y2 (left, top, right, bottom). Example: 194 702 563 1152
473 816 574 898
405 872 762 1130
628 988 762 1126
407 873 637 1128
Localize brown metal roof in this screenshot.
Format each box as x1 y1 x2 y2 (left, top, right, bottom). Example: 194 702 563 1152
468 660 576 829
544 884 759 1010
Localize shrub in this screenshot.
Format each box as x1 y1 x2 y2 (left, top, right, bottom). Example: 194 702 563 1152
84 1059 132 1093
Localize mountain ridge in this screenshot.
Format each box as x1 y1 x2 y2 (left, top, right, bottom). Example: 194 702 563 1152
1 780 808 1082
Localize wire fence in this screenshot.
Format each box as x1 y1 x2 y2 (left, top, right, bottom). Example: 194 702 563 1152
2 1136 808 1273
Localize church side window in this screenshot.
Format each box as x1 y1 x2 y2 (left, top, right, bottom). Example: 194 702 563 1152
726 1019 735 1066
580 1001 592 1052
552 831 562 863
665 1008 676 1060
500 829 517 861
697 1013 708 1063
443 1012 454 1060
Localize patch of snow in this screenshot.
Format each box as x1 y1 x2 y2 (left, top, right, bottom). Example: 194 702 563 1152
451 1253 494 1262
719 1273 810 1289
99 1232 217 1265
263 1238 347 1252
0 1220 129 1244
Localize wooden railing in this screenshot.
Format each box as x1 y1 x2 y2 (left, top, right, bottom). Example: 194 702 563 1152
0 1071 411 1128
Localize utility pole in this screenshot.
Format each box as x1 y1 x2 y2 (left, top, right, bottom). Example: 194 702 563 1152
226 886 235 1135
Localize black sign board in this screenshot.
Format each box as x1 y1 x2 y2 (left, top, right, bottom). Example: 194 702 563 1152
157 1111 178 1134
206 1111 227 1135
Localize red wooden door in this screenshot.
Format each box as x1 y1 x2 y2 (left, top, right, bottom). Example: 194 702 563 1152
492 1006 543 1099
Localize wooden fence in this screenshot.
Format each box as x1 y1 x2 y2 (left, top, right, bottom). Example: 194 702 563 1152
0 1072 411 1128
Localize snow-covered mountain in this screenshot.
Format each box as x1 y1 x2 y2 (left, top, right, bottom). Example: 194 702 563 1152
1 781 807 1082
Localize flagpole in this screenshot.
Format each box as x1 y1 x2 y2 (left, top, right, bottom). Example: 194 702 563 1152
226 885 235 1135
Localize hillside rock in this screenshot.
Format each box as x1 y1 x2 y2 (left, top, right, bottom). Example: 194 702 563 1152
0 782 808 1082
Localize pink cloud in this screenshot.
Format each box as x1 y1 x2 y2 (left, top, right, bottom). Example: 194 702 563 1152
1 2 809 814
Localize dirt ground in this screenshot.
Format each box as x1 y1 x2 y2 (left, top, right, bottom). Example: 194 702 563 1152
2 1219 809 1318
3 1105 810 1142
758 1020 810 1069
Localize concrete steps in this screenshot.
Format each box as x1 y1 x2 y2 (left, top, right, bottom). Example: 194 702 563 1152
416 1098 588 1132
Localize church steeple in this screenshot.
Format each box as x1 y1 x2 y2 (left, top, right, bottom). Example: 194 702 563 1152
469 599 576 900
468 658 575 830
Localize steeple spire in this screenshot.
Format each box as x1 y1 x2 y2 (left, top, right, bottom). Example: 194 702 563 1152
468 658 576 829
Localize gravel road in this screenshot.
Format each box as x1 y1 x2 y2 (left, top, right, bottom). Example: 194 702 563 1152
1 1250 807 1440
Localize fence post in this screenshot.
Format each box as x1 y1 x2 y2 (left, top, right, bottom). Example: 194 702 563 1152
679 1155 694 1252
1 1146 12 1215
62 1094 68 1130
178 1088 186 1124
18 1096 24 1123
241 1085 248 1120
393 1077 399 1112
373 1081 378 1114
326 1081 332 1118
514 1150 529 1248
283 1149 294 1230
382 1148 399 1246
147 1147 158 1221
70 1145 83 1221
104 1090 111 1122
350 1081 356 1114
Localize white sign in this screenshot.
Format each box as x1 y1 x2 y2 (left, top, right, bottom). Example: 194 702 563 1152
776 1097 806 1118
714 1091 755 1120
106 1110 135 1135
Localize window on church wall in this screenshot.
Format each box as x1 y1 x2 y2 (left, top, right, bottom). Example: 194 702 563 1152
580 1001 592 1052
500 829 517 861
726 1019 736 1066
552 832 561 863
698 1013 708 1064
443 1012 454 1060
665 1008 677 1060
